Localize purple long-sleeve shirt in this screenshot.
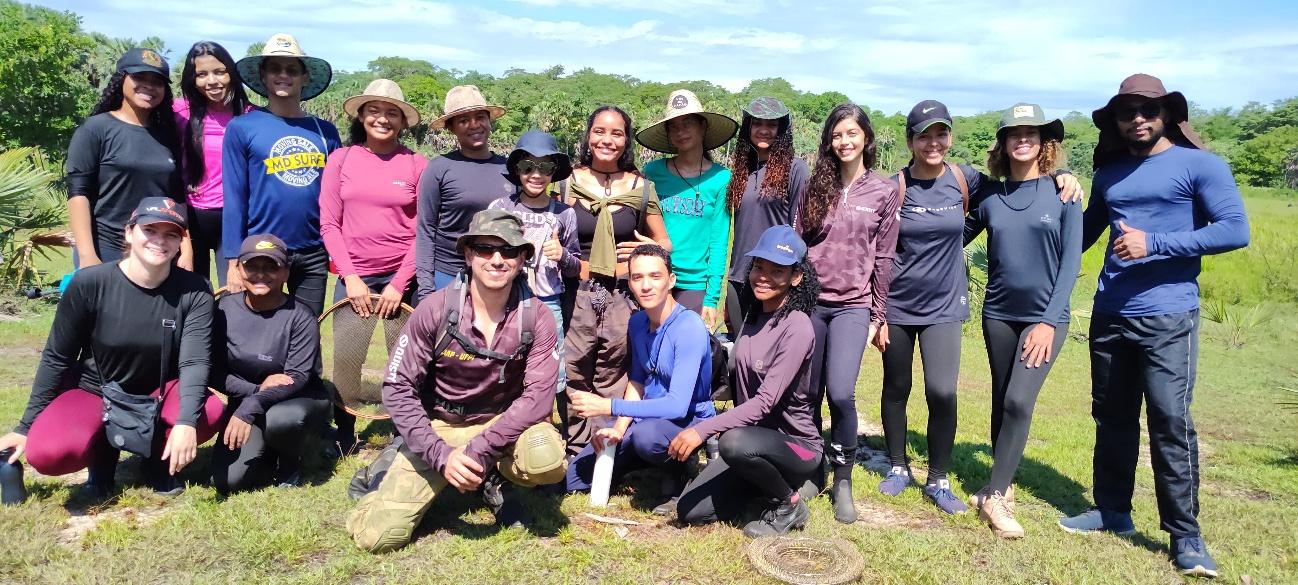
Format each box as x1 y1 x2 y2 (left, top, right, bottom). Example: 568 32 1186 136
803 170 901 318
381 283 559 473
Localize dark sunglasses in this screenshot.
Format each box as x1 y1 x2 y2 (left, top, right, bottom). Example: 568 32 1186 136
516 160 558 175
469 242 526 259
1115 102 1163 123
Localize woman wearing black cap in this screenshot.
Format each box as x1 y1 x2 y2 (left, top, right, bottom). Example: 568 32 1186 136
724 97 810 318
0 197 223 498
66 48 184 268
962 103 1082 539
210 235 331 492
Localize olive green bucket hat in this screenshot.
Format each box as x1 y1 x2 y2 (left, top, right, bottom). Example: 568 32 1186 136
995 103 1065 142
455 209 535 258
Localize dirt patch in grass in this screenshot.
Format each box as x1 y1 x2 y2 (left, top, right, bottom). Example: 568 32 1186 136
58 505 168 546
851 499 942 530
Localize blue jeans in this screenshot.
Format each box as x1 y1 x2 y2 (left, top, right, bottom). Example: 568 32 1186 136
539 295 566 393
564 418 690 492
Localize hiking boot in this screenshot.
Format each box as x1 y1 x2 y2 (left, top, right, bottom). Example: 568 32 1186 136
968 484 1015 512
742 494 810 538
1057 508 1136 536
923 479 968 515
830 475 858 524
651 497 678 517
481 470 528 529
1171 536 1219 578
0 448 28 506
274 458 304 488
877 466 912 497
979 491 1024 539
146 460 184 497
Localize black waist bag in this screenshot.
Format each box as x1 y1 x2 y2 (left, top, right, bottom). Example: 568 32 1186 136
101 381 161 457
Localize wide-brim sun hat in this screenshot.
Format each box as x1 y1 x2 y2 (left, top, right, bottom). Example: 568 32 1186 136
236 33 333 101
1091 73 1204 150
505 129 572 185
994 103 1065 144
430 85 506 131
637 89 739 154
343 78 421 126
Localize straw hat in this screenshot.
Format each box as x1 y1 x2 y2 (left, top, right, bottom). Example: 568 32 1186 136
343 79 421 126
636 89 738 154
430 85 506 131
236 33 333 101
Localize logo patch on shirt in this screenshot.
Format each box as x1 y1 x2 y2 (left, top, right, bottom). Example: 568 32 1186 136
257 353 274 362
263 135 325 187
1040 213 1053 224
960 295 967 306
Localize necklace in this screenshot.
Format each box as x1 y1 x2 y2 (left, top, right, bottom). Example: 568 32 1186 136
997 177 1040 212
670 157 705 198
593 169 619 198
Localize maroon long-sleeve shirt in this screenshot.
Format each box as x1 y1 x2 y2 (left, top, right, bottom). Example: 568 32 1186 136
382 284 559 473
803 170 901 319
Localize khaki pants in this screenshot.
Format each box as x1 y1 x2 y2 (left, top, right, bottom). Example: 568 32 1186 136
562 281 636 456
347 417 567 553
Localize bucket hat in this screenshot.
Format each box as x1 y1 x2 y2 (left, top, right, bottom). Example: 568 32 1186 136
431 85 506 131
1091 73 1205 167
236 33 332 101
637 89 739 154
455 209 535 259
995 103 1065 143
343 79 421 126
505 130 572 185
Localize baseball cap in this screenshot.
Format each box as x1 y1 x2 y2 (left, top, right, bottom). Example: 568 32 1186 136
116 47 170 79
744 225 806 266
129 197 186 229
238 234 288 267
907 100 953 134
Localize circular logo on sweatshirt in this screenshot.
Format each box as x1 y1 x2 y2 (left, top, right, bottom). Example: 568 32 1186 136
264 136 325 187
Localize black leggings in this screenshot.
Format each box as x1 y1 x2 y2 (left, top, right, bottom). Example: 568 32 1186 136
677 427 822 524
982 318 1068 493
808 305 871 467
880 321 962 481
187 206 225 287
211 394 330 493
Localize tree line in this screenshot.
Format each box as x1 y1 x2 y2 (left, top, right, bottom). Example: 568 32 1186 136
3 0 1296 189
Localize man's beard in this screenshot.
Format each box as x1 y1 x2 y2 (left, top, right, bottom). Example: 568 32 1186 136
1123 123 1165 150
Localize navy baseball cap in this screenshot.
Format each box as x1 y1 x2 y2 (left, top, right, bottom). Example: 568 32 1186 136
238 234 288 267
128 197 186 229
116 47 170 79
907 100 953 134
744 225 806 266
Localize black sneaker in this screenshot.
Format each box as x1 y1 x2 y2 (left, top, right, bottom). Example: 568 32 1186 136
74 458 118 503
481 470 528 529
0 448 28 506
651 497 679 517
146 461 184 497
743 495 810 538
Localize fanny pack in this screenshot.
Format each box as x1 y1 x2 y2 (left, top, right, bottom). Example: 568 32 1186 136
99 304 177 457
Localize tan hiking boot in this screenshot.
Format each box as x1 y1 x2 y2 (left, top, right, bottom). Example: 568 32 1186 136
979 491 1024 539
968 484 1015 512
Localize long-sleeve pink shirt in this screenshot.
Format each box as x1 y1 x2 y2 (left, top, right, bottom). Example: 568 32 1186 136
803 170 901 318
319 145 428 294
173 98 246 209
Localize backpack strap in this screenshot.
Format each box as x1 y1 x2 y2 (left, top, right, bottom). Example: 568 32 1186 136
895 168 907 200
432 273 467 359
637 178 651 234
946 161 970 213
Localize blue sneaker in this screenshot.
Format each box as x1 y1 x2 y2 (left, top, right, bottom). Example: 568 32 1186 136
1172 536 1219 578
1057 508 1136 535
923 480 968 514
877 466 912 497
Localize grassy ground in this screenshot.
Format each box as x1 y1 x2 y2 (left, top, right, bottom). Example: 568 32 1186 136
1 192 1296 584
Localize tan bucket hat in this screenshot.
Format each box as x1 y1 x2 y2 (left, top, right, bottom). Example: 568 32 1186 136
236 33 332 101
343 79 421 126
636 89 738 154
430 85 506 131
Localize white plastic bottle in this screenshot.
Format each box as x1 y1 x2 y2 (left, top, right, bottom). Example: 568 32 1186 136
588 417 615 507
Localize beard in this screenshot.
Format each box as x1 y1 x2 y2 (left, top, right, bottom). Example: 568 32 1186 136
1122 122 1166 150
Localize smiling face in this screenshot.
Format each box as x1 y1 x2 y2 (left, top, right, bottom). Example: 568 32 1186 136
448 110 492 151
587 110 628 166
666 114 706 153
122 72 166 111
1114 95 1167 150
191 55 231 106
1002 126 1042 164
465 235 524 291
628 254 675 312
125 222 183 267
515 155 556 197
361 101 407 143
749 118 780 151
909 124 951 167
748 258 801 306
831 117 866 164
260 57 306 99
238 256 288 298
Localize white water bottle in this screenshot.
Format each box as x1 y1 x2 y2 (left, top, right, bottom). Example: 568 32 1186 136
588 417 615 507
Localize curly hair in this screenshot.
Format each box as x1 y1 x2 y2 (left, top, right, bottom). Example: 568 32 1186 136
802 103 876 236
578 105 638 172
725 114 795 212
179 41 249 189
91 71 181 169
986 128 1065 179
741 257 821 323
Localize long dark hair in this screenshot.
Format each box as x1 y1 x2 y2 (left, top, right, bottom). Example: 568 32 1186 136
802 103 876 235
744 257 821 323
91 70 181 169
579 105 638 172
179 42 250 188
725 113 794 211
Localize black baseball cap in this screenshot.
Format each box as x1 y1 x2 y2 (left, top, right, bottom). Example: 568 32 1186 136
129 197 186 229
238 234 288 267
116 47 170 78
907 100 953 134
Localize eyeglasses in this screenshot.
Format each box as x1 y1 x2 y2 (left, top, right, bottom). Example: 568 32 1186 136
517 160 557 176
1115 102 1163 123
469 242 526 259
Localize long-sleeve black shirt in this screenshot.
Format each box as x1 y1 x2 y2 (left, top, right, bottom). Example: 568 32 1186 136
213 292 322 423
65 113 182 241
17 262 213 434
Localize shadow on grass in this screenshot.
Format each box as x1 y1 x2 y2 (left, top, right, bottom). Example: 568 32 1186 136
408 484 571 541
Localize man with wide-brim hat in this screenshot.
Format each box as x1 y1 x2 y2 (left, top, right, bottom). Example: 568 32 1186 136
636 89 738 154
1058 73 1249 579
414 86 515 301
347 209 566 553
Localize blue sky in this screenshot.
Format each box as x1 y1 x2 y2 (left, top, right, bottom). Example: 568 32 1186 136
37 0 1298 117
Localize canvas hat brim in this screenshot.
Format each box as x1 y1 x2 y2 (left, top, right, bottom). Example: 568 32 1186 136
236 55 333 101
1092 90 1191 131
505 150 573 185
636 112 739 154
342 95 421 127
430 105 506 131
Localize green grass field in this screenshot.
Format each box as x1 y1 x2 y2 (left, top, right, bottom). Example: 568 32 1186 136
0 189 1295 584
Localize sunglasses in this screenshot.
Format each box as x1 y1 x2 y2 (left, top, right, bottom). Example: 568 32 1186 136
517 160 558 176
264 63 304 77
1115 102 1163 123
469 242 526 259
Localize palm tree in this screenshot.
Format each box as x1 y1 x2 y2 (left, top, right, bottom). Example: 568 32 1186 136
0 148 68 291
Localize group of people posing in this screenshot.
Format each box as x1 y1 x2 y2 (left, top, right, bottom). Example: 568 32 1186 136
0 32 1250 579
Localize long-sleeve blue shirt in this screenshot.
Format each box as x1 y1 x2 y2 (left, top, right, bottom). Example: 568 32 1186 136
221 108 341 257
1082 145 1250 317
612 304 716 423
